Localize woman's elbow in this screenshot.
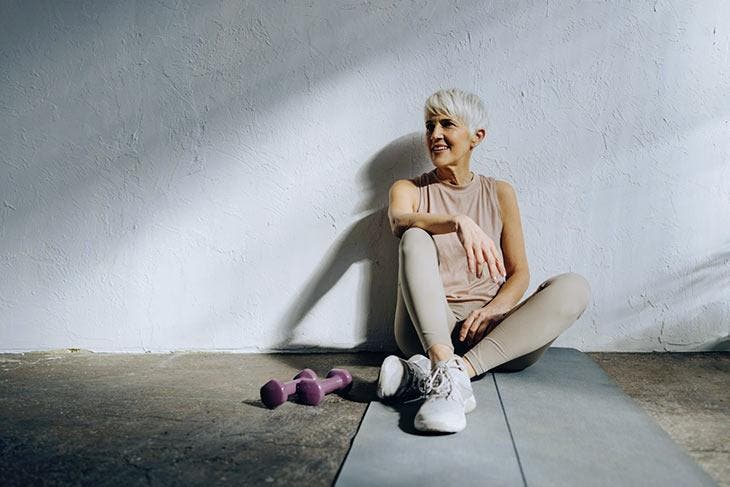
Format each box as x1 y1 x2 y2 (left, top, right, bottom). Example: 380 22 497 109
522 270 531 291
394 227 411 239
390 215 407 238
509 268 530 286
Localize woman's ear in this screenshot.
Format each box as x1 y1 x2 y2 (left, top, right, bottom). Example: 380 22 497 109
471 128 487 148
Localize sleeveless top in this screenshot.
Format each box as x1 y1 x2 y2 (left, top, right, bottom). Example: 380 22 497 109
412 169 504 305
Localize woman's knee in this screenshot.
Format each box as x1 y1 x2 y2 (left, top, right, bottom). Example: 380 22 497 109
548 272 591 319
399 227 434 256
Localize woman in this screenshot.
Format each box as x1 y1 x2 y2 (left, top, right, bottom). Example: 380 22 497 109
376 88 591 434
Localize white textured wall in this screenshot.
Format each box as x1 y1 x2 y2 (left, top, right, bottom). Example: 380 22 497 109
1 1 728 353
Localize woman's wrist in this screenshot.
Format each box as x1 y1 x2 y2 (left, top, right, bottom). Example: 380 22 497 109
452 214 465 232
484 271 529 314
482 301 512 315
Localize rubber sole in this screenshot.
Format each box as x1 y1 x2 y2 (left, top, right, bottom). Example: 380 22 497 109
414 411 467 433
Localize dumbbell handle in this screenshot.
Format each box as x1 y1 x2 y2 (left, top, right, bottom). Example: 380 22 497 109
297 368 352 406
260 368 318 409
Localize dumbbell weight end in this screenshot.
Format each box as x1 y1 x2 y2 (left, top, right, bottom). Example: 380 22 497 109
260 368 318 409
297 368 353 406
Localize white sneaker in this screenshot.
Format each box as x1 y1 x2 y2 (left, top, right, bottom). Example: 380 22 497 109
377 354 431 402
414 356 476 433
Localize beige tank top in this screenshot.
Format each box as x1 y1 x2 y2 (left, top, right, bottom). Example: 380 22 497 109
413 169 504 305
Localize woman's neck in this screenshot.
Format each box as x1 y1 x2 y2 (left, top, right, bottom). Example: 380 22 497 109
435 166 473 186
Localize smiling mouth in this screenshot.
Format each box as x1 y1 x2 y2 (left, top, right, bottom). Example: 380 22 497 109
432 145 449 152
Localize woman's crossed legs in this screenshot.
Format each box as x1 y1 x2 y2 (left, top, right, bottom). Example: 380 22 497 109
394 227 591 378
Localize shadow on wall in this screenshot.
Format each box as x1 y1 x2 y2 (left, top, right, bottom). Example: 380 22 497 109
269 133 432 359
702 336 730 351
606 247 730 351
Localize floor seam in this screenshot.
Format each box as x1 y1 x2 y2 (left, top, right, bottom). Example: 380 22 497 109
333 400 372 485
493 372 528 487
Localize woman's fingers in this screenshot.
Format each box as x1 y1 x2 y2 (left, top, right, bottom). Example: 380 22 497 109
473 313 507 343
481 245 497 281
488 256 500 283
458 220 505 281
461 309 511 346
481 243 502 282
463 309 489 343
464 318 479 343
497 259 507 278
462 309 509 346
464 243 476 274
472 323 489 344
490 240 507 278
465 321 487 346
474 244 485 278
464 238 504 283
459 315 474 341
461 311 484 343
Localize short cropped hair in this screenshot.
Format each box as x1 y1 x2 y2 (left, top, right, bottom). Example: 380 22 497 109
424 88 489 134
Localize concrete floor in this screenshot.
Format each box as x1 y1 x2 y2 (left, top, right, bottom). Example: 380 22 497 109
0 351 727 486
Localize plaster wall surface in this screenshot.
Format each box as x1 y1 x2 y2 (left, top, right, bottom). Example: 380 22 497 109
1 0 728 352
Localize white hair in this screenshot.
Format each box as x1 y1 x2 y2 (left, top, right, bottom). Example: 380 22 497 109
424 88 489 134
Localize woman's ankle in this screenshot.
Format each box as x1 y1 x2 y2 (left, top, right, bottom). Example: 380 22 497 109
462 356 477 378
427 345 478 378
427 344 454 364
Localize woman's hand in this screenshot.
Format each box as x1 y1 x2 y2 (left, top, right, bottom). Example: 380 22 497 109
454 215 506 282
459 306 508 347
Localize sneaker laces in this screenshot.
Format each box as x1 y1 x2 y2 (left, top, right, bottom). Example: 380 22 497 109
403 362 453 404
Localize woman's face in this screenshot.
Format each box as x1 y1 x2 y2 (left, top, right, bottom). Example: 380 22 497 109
424 114 477 167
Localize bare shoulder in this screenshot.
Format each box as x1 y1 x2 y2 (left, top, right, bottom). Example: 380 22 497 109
391 178 418 190
389 178 419 212
494 179 518 206
390 178 419 198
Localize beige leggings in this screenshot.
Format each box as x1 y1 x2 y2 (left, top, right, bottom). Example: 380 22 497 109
394 227 591 377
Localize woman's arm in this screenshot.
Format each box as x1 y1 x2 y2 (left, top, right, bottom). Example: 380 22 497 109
388 178 506 281
388 179 458 238
458 180 530 344
486 180 530 313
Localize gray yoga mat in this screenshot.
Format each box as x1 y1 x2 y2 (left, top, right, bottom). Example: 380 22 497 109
494 347 717 487
336 371 522 487
335 348 717 487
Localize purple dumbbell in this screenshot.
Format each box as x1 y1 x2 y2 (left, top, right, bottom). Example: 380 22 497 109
296 368 353 406
260 368 318 409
